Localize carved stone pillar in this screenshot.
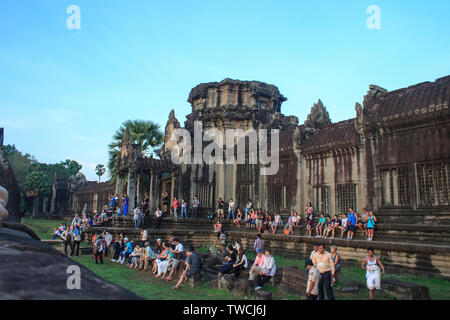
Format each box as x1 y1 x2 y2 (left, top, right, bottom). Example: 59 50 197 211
42 197 48 214
127 168 137 213
50 181 56 214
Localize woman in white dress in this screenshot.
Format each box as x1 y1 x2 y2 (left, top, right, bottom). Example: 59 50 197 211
361 247 386 300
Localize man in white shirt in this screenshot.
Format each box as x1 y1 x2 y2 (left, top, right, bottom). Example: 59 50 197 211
339 213 348 238
255 249 276 291
305 259 320 300
155 207 163 229
165 238 185 281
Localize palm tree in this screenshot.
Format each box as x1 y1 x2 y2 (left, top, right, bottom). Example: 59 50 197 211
95 164 106 182
108 120 164 181
24 171 51 217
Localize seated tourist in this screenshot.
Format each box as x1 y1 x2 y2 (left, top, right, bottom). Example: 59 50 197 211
154 241 170 276
271 213 282 234
171 246 201 290
255 209 264 234
293 212 301 226
139 241 157 271
111 233 124 262
366 210 377 241
154 238 164 255
233 209 243 228
165 238 185 281
218 231 227 246
218 245 238 278
323 216 333 238
118 238 133 264
329 215 341 239
358 208 370 238
249 248 266 281
254 249 276 291
263 211 272 234
158 244 176 278
52 226 61 240
129 244 142 269
339 213 348 238
213 220 222 236
315 213 326 237
284 212 295 235
232 248 248 277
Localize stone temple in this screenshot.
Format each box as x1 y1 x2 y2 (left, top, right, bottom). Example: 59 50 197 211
71 76 449 221
7 76 449 278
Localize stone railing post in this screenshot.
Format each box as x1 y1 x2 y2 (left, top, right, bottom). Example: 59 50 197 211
0 185 9 228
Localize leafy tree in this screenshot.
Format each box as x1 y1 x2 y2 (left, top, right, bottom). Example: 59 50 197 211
108 120 164 181
95 164 106 182
24 171 51 217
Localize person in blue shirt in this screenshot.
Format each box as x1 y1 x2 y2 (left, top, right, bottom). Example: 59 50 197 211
347 207 358 240
119 238 133 264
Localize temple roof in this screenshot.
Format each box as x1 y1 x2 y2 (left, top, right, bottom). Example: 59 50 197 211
302 119 359 154
75 182 113 194
365 75 450 118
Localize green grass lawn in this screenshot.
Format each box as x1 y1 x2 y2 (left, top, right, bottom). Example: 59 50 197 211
22 218 67 240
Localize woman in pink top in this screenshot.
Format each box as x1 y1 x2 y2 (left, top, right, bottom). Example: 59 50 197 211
172 197 179 218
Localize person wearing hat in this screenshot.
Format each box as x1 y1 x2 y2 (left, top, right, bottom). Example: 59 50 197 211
305 259 320 300
171 246 200 290
248 248 266 281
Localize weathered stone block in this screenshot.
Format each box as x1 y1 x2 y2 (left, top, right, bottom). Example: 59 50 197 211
254 290 272 300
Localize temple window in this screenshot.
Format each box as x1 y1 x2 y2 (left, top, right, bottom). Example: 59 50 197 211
416 161 450 207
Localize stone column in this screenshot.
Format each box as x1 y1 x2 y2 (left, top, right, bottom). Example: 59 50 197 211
127 168 137 213
42 197 48 214
50 181 56 214
170 172 175 214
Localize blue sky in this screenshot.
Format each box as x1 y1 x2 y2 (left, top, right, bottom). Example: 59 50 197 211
1 0 449 180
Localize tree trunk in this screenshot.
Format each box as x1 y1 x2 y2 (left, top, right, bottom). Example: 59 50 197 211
32 195 39 218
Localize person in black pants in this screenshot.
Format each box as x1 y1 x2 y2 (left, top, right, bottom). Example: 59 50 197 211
61 228 73 256
70 226 81 257
311 243 335 300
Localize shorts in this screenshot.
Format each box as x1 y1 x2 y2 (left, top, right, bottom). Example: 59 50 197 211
256 220 263 228
348 225 356 232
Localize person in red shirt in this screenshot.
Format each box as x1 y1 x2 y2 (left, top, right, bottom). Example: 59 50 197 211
173 197 179 218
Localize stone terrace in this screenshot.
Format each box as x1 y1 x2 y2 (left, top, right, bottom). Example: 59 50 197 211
86 211 450 279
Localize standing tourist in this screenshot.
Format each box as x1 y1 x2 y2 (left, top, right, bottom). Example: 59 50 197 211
154 207 163 229
71 225 82 257
253 233 264 253
162 192 169 213
347 207 358 240
330 245 342 284
94 234 106 264
122 194 129 216
305 259 320 300
361 247 385 300
227 198 235 220
104 231 113 257
366 211 377 241
216 197 225 219
133 206 141 229
60 227 73 256
181 198 188 219
311 243 335 300
191 195 200 219
173 196 179 218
